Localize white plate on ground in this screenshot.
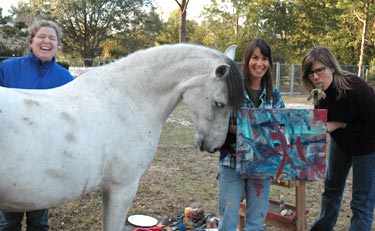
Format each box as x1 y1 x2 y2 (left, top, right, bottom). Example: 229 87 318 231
127 214 158 227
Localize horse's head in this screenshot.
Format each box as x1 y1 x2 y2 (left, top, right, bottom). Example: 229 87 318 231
180 45 244 153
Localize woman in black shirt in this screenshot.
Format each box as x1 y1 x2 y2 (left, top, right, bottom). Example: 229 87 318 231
301 46 375 231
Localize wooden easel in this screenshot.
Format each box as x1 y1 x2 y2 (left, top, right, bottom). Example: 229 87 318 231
238 180 307 231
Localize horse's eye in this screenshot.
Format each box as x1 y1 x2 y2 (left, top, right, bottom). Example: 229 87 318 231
215 101 225 108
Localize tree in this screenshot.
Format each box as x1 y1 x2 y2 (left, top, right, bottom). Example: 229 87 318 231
156 9 205 45
0 7 6 24
247 0 296 63
333 0 375 70
111 8 162 57
347 0 375 76
10 0 54 26
10 0 161 66
4 0 375 75
174 0 189 43
200 0 255 58
0 8 28 58
54 0 161 65
156 10 180 44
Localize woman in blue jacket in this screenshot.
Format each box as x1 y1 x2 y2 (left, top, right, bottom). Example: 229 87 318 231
0 20 74 231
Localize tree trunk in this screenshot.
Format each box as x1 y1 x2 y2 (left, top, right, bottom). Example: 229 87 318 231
180 5 187 43
357 1 369 77
175 0 189 43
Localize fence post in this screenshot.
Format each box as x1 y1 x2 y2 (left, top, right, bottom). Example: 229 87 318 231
290 64 295 95
276 62 280 91
361 65 365 79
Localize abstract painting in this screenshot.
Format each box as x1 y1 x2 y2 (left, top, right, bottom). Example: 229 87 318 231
236 109 327 181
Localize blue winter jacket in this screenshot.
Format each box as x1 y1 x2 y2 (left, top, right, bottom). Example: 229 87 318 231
0 52 74 89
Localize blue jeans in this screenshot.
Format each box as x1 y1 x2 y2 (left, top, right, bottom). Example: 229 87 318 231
311 139 375 231
218 165 270 231
0 209 49 231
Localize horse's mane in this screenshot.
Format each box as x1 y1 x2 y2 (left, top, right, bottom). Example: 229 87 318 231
150 44 244 113
223 55 244 113
122 44 221 65
110 44 244 112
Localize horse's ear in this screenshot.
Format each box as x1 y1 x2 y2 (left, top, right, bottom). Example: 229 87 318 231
215 64 230 78
224 45 237 60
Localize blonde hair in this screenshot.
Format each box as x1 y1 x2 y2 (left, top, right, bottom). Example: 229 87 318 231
301 46 351 100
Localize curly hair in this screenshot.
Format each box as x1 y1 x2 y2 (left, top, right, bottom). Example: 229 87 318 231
28 20 63 45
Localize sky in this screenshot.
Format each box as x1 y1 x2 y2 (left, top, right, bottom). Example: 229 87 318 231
0 0 15 16
154 0 210 21
1 0 211 20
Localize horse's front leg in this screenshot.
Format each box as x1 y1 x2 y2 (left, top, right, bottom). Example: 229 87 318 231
102 181 140 231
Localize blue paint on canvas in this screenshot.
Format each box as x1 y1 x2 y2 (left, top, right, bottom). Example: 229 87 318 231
236 109 327 181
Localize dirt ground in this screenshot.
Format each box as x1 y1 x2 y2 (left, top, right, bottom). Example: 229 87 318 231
44 95 373 231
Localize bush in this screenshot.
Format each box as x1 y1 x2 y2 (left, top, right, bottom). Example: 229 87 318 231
57 61 70 70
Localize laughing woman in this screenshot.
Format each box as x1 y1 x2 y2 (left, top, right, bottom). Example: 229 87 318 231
0 20 74 231
301 46 375 231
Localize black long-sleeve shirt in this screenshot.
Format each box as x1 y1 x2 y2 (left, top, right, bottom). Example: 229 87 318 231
316 74 375 156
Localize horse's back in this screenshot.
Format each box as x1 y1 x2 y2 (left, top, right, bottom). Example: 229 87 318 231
0 74 161 211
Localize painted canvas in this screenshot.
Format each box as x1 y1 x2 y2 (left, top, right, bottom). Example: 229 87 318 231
236 109 327 181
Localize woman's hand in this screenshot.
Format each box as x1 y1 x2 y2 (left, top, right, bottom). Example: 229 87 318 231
229 125 237 134
327 121 346 133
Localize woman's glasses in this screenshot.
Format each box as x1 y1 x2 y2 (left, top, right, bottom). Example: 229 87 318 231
308 66 326 78
34 34 57 42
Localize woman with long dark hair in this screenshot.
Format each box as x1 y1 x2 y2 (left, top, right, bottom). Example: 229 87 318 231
218 38 284 231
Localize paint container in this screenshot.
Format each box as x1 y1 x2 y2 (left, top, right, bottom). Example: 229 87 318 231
207 217 218 228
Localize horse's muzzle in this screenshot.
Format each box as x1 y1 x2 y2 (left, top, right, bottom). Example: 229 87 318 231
194 134 220 153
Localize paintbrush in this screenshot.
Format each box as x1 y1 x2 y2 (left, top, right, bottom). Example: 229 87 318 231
307 83 326 105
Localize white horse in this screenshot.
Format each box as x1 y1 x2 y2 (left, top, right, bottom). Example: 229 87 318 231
0 44 243 230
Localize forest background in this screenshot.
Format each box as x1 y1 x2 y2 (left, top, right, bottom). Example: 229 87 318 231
1 0 375 79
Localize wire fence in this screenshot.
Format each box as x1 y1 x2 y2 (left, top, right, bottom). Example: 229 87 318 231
272 63 374 95
1 56 374 95
234 62 374 95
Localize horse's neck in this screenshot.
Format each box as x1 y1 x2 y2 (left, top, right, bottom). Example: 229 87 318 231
87 46 212 125
93 59 184 125
128 70 184 123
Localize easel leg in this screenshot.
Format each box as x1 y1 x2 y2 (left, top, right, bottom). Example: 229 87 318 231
295 181 306 231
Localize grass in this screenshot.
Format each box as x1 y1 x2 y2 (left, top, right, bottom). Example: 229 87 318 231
43 95 370 230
